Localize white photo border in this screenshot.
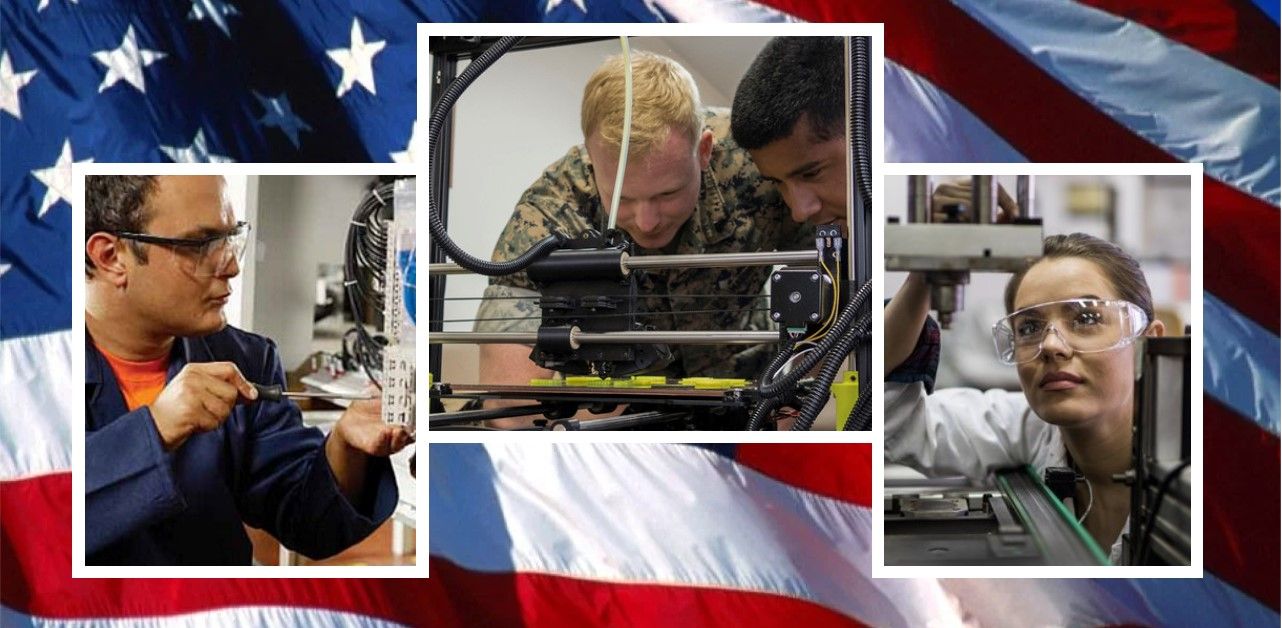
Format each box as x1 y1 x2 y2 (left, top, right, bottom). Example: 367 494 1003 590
72 162 426 579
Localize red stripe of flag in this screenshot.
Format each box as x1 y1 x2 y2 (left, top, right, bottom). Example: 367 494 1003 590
0 473 432 622
759 0 1280 89
0 473 70 614
1204 396 1280 611
426 557 866 628
0 475 870 627
753 0 1280 332
736 443 872 507
1077 0 1279 86
1203 181 1281 332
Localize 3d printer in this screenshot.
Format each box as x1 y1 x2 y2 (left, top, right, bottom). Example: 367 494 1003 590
426 35 874 431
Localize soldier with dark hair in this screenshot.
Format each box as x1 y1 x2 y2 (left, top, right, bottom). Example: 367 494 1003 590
732 36 850 231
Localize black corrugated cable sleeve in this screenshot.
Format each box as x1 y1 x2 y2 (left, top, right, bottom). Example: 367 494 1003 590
852 37 872 213
746 340 796 430
745 397 783 432
757 280 871 399
790 309 871 431
844 385 872 431
428 36 567 276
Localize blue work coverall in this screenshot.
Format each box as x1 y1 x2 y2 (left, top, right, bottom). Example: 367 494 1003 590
85 326 397 565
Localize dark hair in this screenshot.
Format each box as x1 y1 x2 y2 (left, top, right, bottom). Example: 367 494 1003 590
85 175 158 275
731 36 844 150
1004 233 1155 322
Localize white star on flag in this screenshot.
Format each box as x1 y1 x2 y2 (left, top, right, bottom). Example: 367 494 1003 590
92 25 167 94
390 119 421 163
0 262 10 279
37 0 79 11
188 0 240 38
31 139 93 219
160 129 234 163
1 50 38 120
254 91 312 149
326 19 385 98
546 0 588 12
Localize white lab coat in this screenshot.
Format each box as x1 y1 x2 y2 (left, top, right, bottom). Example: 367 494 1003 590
884 380 1125 563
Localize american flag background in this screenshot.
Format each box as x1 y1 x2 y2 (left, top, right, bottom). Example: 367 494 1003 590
2 0 1278 626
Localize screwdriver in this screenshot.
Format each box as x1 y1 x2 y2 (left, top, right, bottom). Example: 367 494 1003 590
252 383 375 402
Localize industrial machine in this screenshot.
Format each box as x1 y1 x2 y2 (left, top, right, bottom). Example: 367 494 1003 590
885 468 1109 566
885 175 1044 328
343 178 417 435
426 36 874 431
1120 335 1192 565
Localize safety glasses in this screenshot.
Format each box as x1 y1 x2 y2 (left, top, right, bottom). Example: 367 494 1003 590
992 298 1148 365
110 221 250 277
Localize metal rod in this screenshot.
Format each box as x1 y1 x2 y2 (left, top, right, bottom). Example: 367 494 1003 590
430 250 818 275
885 476 976 489
623 250 817 270
1016 175 1034 219
428 53 458 383
908 175 930 223
430 330 779 345
572 411 689 430
281 391 375 401
428 262 477 275
973 175 995 224
578 330 776 344
429 403 556 426
443 383 734 400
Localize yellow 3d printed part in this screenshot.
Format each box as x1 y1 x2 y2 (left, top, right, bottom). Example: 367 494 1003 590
679 377 750 390
625 376 667 388
565 376 612 388
833 370 859 430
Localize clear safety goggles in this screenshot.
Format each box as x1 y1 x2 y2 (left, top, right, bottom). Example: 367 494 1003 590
991 299 1148 365
111 221 250 277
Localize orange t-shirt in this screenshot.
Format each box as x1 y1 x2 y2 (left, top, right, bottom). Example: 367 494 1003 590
97 344 170 411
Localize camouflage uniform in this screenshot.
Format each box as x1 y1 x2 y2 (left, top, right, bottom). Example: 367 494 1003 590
475 108 811 378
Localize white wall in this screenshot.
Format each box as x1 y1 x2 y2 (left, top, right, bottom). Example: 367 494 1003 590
436 37 770 333
884 174 1192 390
247 175 377 371
222 174 250 330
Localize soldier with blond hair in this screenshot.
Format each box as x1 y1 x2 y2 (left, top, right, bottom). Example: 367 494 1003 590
475 51 809 404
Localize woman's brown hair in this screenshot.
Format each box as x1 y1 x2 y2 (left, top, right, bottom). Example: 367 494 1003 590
1004 233 1154 322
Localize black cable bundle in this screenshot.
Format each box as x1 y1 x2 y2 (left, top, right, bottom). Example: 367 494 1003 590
429 36 567 276
756 280 871 399
1135 460 1191 564
745 340 796 431
746 281 871 431
845 384 872 432
792 305 871 431
344 181 396 387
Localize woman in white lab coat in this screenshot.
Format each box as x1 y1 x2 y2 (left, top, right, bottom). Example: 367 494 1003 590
884 231 1165 562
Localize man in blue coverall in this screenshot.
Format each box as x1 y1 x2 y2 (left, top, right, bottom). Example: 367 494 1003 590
83 175 412 565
